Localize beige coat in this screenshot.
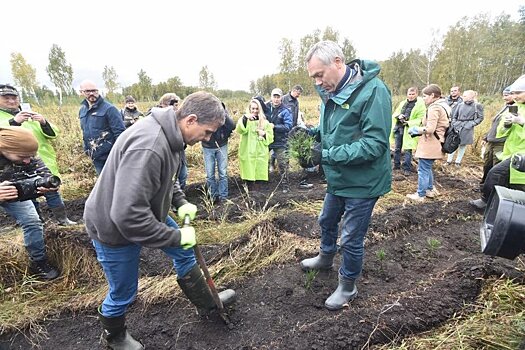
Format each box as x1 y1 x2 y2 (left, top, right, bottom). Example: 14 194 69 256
415 100 450 159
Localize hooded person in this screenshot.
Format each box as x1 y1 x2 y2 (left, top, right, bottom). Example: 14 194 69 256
0 84 77 225
0 126 60 280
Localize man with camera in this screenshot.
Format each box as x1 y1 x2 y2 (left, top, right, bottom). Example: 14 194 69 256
470 75 525 209
0 84 77 225
0 126 59 280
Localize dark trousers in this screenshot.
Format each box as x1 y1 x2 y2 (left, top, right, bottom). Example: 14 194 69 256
480 142 504 185
393 127 412 171
482 158 525 201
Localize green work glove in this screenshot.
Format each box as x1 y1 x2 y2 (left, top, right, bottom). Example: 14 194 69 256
179 227 196 249
178 203 197 221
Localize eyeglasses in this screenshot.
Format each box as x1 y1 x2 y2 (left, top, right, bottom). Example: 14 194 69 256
82 89 99 95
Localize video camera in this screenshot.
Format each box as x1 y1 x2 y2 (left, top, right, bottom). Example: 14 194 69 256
480 153 525 259
7 170 61 202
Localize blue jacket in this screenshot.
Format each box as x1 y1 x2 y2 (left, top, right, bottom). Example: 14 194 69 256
79 96 125 161
201 113 235 149
265 103 292 149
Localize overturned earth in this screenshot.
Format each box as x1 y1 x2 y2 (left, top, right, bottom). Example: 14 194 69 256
0 165 523 350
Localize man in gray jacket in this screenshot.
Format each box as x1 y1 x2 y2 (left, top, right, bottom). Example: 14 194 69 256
84 91 229 350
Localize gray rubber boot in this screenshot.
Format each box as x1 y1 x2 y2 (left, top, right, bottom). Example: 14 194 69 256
300 251 335 271
178 264 236 315
51 206 77 226
324 274 358 311
98 308 143 350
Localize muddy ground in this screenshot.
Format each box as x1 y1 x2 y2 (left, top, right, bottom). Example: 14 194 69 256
1 164 523 349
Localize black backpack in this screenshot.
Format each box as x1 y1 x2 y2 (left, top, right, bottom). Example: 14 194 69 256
433 104 460 154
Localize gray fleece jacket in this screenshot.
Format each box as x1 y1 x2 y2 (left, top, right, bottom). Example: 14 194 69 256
84 107 188 247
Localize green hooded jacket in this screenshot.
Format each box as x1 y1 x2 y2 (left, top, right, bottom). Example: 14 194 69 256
389 96 427 150
0 109 60 176
236 117 274 181
313 59 392 198
496 102 525 184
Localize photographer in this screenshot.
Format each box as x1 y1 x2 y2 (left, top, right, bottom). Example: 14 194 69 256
0 126 59 280
470 75 525 209
0 84 77 225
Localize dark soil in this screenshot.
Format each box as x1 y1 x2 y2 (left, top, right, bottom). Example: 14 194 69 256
1 166 524 350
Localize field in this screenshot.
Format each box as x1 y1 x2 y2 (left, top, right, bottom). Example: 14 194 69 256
0 96 524 349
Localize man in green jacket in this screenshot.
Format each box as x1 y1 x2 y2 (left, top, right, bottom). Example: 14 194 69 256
390 87 426 176
299 41 392 310
0 84 76 225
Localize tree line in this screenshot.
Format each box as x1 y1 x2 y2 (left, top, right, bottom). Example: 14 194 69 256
8 7 525 105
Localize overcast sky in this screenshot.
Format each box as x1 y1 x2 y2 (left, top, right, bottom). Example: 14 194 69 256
1 1 522 92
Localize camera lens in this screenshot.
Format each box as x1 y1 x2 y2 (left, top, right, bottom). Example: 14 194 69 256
35 175 61 188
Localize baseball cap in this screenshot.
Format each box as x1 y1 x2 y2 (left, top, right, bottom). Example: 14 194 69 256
509 74 525 93
502 86 511 95
271 88 283 96
0 84 19 97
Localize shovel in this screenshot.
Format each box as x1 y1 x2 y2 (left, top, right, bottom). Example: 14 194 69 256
183 215 234 326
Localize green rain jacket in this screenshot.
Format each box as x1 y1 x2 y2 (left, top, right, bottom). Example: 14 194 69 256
0 109 60 176
496 102 525 184
390 96 426 150
313 59 392 198
236 117 274 181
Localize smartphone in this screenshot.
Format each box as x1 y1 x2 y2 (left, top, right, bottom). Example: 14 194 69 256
508 105 518 115
20 103 32 113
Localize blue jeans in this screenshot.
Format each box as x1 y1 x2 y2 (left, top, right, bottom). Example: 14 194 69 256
1 200 46 261
393 127 412 171
178 158 188 190
93 215 197 317
33 190 65 211
203 144 228 199
446 144 467 164
417 158 435 197
318 193 378 280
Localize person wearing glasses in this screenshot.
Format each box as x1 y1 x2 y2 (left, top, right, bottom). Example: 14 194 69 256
79 80 125 175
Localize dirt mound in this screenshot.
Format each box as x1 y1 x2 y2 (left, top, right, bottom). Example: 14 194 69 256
1 168 524 349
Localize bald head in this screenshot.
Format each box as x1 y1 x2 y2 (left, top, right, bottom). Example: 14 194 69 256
80 79 98 91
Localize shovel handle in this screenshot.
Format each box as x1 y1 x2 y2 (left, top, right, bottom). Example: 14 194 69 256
183 215 225 311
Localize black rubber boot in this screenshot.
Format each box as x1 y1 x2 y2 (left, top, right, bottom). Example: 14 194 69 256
177 264 235 315
324 274 358 311
98 308 143 350
51 206 77 226
300 251 335 271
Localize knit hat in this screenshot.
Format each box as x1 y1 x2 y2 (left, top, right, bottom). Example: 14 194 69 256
0 84 19 96
0 126 38 156
125 95 136 103
510 75 525 93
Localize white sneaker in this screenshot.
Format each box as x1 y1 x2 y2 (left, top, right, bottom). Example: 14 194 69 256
406 192 425 201
425 189 439 198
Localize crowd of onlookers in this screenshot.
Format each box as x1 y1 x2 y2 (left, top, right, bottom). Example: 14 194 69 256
391 75 525 206
2 40 524 349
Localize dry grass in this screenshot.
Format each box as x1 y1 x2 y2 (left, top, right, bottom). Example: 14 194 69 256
377 277 525 350
1 96 522 348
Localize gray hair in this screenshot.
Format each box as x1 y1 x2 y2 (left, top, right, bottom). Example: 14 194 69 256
176 91 225 126
305 40 345 65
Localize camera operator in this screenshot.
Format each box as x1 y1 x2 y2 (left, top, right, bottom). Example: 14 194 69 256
0 84 77 225
470 75 525 209
0 126 59 280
